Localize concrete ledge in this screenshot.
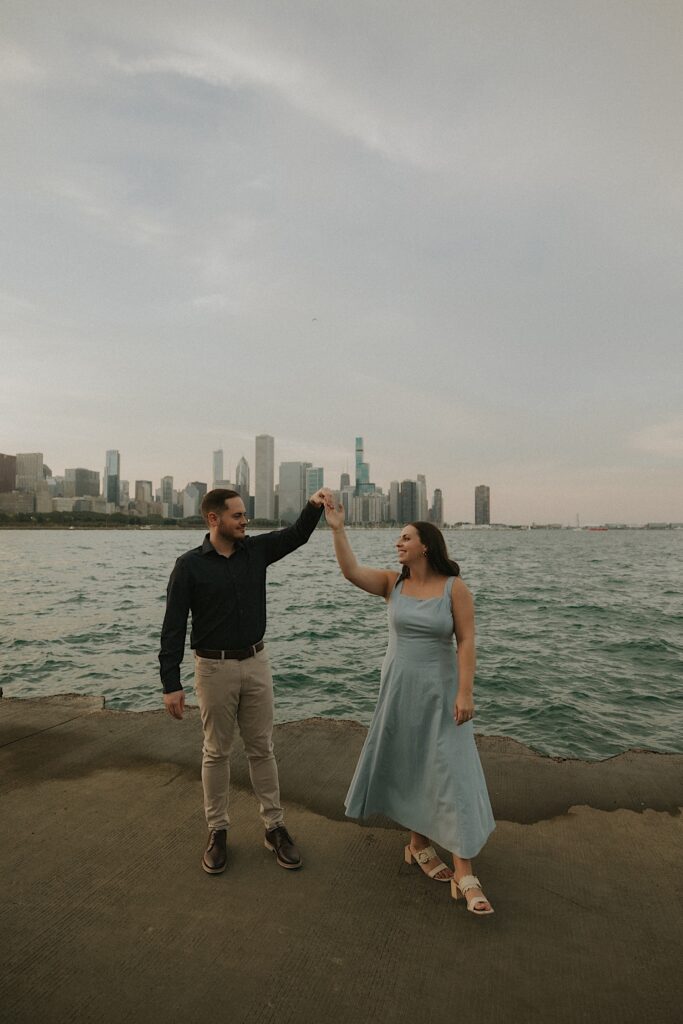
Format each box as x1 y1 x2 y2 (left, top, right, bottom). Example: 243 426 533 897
1 695 681 1023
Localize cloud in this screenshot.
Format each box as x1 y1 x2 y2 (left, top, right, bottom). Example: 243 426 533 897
106 39 437 169
44 174 174 247
632 419 683 457
0 44 44 84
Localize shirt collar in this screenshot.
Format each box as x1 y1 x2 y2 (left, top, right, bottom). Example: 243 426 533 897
201 533 245 555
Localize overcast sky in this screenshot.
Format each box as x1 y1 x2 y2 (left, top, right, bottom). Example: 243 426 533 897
2 0 681 524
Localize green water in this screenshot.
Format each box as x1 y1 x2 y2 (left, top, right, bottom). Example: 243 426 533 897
1 528 681 760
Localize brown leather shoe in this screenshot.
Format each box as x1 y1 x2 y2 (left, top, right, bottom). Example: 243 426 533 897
202 829 227 874
264 825 302 869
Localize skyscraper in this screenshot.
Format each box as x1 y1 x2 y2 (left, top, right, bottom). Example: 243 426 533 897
212 449 223 489
182 483 200 518
354 437 374 495
416 474 428 521
431 489 444 528
305 467 324 499
389 481 400 522
103 450 120 504
255 434 275 520
0 454 17 493
235 456 250 502
475 485 491 525
161 475 174 516
135 480 153 503
278 462 309 524
340 472 350 490
65 468 100 498
15 452 44 492
400 480 418 523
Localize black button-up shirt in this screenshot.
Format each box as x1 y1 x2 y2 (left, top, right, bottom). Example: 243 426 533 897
158 501 323 693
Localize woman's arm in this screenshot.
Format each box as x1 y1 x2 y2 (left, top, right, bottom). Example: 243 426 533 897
451 578 477 725
325 504 397 598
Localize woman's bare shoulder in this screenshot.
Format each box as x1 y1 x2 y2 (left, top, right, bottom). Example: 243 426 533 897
450 576 473 602
383 571 401 600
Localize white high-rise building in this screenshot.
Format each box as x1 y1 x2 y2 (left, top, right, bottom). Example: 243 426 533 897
255 434 275 520
183 484 200 518
212 449 224 489
367 492 387 523
341 485 355 521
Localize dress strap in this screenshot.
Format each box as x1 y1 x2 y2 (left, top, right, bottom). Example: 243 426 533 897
444 575 456 599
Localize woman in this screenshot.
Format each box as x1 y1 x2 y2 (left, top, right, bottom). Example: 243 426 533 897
325 504 495 915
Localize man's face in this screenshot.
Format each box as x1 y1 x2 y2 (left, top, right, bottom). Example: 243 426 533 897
212 497 248 541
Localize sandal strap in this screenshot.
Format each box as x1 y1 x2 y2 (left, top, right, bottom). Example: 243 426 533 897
456 874 481 894
413 846 438 865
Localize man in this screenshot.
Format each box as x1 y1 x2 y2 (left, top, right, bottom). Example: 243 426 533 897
159 486 332 874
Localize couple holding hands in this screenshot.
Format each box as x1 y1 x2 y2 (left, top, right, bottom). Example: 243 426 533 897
159 487 495 915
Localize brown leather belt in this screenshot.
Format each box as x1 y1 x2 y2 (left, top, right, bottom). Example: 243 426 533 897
195 641 264 661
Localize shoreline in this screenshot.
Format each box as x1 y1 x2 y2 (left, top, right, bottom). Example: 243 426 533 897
2 693 681 822
3 688 682 766
2 522 681 531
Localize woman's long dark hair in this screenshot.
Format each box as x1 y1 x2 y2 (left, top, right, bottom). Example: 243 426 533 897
399 521 460 579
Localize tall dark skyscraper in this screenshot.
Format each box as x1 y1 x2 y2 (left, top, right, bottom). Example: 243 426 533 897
430 488 444 527
400 479 418 523
0 453 17 493
355 437 374 495
475 485 490 525
104 450 120 504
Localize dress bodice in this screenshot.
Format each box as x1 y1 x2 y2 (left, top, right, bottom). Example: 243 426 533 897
388 576 456 647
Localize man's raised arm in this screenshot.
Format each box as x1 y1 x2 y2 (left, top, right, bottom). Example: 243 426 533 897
263 488 333 565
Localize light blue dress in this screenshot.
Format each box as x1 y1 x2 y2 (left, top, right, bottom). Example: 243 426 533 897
345 576 495 858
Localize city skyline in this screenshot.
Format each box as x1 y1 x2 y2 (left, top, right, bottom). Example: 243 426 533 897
2 435 680 527
0 436 448 522
2 3 681 526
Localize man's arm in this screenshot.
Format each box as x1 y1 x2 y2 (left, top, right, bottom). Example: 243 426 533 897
159 559 192 718
262 488 331 565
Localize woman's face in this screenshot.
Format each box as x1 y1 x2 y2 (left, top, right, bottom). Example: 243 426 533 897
395 525 426 566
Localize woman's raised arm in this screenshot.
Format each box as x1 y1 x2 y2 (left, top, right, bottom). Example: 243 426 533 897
325 503 397 598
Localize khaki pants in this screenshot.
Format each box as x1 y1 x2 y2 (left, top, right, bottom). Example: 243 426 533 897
194 647 284 832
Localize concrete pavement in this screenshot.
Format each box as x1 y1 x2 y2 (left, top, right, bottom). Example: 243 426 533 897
1 695 681 1024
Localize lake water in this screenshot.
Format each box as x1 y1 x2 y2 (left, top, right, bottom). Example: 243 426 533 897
1 527 681 760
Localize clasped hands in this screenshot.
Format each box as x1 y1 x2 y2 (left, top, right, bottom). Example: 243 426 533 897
308 487 336 511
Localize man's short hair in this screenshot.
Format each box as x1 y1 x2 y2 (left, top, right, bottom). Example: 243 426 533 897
201 488 241 522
